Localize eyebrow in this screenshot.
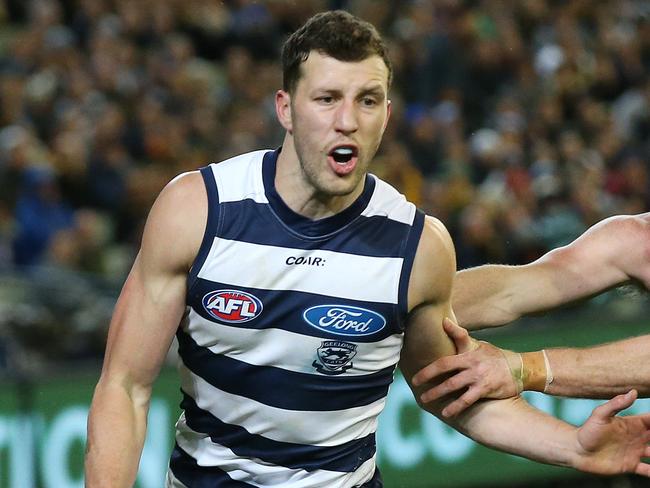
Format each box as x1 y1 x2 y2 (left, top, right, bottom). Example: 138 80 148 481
358 86 386 99
310 85 386 100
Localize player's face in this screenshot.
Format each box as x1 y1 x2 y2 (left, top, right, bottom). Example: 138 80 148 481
282 51 391 198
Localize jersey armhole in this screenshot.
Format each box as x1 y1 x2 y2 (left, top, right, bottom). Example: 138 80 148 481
186 165 220 295
396 209 425 330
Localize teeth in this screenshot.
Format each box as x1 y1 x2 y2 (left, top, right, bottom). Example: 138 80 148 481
333 148 353 155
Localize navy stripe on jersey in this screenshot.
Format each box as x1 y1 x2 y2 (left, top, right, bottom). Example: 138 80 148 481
187 166 221 289
398 209 426 326
177 330 395 411
262 149 377 238
170 443 255 487
187 278 401 341
180 392 376 472
216 199 413 256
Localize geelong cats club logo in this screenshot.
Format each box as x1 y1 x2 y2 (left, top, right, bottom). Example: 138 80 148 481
313 340 358 375
202 289 263 323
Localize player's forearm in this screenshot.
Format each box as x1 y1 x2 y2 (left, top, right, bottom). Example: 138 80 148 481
85 380 150 487
450 397 581 468
526 338 650 398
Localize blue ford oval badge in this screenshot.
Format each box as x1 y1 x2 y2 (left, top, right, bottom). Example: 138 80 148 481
303 305 386 336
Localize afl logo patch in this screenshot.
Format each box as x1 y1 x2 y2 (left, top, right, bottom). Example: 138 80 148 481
202 289 263 323
303 305 386 336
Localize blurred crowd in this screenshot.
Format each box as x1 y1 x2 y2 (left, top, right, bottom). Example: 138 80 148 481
0 0 649 366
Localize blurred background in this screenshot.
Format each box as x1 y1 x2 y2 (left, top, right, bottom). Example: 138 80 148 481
0 0 648 487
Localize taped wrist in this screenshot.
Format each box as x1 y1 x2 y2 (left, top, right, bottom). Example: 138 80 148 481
501 349 524 394
521 351 551 392
542 349 554 392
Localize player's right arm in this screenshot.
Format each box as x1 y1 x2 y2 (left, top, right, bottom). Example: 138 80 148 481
453 213 650 330
85 171 206 487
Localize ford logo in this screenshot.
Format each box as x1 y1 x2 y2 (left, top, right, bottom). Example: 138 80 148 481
303 305 386 336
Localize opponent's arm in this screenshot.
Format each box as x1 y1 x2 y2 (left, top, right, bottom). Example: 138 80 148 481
401 218 650 475
85 172 206 487
540 337 650 398
412 214 650 413
413 320 650 417
454 214 650 330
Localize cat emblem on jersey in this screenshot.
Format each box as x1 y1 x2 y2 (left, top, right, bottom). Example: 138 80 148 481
313 340 357 375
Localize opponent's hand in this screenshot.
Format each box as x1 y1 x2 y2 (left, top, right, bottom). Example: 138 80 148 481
573 390 650 476
412 318 518 417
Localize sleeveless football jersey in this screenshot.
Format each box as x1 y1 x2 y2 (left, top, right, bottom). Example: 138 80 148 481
167 149 425 487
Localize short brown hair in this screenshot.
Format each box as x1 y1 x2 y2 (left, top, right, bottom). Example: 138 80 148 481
281 10 393 93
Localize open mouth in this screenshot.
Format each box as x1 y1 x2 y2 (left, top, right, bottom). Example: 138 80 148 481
328 145 359 175
330 146 357 164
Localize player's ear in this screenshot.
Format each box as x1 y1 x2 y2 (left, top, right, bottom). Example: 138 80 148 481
383 99 392 131
275 90 293 133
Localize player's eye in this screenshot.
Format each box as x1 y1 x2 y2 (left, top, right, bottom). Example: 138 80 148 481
361 97 377 107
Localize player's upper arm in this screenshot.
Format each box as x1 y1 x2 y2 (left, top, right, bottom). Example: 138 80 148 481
100 171 207 391
607 213 650 288
400 216 457 408
534 214 650 304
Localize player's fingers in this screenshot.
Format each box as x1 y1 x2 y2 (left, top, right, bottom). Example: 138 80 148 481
442 317 474 353
593 390 637 420
635 413 650 429
441 388 483 418
420 372 474 403
635 456 650 478
412 357 463 386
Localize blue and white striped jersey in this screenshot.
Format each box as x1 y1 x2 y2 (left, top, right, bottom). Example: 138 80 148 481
167 149 425 487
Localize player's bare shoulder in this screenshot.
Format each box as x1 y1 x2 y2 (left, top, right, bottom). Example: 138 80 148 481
408 216 457 310
140 171 208 272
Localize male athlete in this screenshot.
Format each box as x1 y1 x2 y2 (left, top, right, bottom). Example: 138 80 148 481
414 213 650 417
85 12 650 487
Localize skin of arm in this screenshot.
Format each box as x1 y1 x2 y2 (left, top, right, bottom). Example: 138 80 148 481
412 214 650 414
400 217 650 475
85 172 206 487
453 213 650 331
541 336 650 398
413 320 650 417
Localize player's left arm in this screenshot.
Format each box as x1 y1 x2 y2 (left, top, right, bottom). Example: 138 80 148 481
399 217 650 476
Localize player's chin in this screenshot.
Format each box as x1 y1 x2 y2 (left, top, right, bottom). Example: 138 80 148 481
324 174 364 196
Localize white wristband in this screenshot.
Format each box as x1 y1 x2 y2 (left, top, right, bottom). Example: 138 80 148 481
542 349 554 392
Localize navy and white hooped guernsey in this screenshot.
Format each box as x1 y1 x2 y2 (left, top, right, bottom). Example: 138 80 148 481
167 149 425 488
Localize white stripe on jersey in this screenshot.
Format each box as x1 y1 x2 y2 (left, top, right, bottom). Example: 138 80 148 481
198 239 402 304
175 422 377 488
179 368 385 446
184 308 403 375
165 469 189 488
362 175 416 225
210 150 270 204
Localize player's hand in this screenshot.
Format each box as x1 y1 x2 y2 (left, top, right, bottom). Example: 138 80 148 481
573 390 650 476
412 317 518 417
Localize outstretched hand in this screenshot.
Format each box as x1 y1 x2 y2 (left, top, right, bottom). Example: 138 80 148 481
574 390 650 476
412 317 519 417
